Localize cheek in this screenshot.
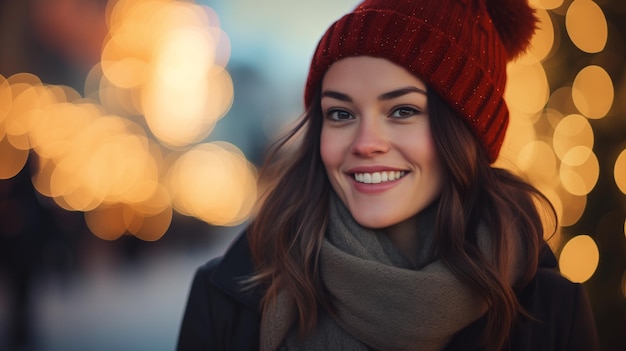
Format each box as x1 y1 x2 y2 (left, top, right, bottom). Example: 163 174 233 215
398 128 434 157
400 129 443 175
421 139 440 166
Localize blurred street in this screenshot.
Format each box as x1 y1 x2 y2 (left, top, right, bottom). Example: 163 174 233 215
0 222 237 351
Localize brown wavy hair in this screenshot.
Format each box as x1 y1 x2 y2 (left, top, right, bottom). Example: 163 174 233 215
248 87 556 350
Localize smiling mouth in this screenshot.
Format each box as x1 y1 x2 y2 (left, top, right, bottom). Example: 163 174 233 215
353 171 407 184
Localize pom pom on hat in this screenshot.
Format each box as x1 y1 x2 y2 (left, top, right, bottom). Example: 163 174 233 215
304 0 539 163
486 0 539 59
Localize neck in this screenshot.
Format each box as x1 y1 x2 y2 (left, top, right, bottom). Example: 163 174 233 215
384 214 421 265
383 201 438 267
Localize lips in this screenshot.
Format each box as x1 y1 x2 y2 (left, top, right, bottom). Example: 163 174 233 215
353 170 406 184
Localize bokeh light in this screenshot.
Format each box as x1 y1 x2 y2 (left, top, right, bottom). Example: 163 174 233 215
0 132 29 179
546 87 579 118
84 204 129 241
552 114 594 161
559 234 600 283
572 65 614 119
122 202 173 242
167 142 258 226
556 186 586 227
494 108 537 168
530 0 564 10
506 62 550 115
559 146 599 196
493 0 623 297
102 0 233 148
565 0 608 53
0 0 257 241
615 149 626 194
516 141 557 184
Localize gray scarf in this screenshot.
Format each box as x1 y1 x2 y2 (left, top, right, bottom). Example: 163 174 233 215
260 194 494 351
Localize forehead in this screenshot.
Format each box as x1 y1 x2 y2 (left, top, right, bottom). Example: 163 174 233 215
321 56 428 93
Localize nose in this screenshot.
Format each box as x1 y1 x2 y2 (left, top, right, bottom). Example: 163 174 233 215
351 117 390 157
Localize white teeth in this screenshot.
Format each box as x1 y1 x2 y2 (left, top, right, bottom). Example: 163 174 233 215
372 172 381 183
353 171 406 184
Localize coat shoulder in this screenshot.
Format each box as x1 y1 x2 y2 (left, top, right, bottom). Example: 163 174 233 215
445 267 599 351
176 232 262 351
513 268 600 351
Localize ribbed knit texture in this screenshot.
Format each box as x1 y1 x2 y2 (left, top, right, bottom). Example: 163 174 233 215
305 0 537 162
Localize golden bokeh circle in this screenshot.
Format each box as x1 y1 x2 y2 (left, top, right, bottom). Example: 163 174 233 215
572 65 614 119
552 114 594 161
559 146 599 196
559 234 599 283
565 0 607 53
615 149 626 194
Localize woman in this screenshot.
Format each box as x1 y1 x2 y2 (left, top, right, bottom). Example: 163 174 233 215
177 0 600 350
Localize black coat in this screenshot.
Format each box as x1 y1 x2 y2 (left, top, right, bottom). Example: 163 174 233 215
176 232 600 351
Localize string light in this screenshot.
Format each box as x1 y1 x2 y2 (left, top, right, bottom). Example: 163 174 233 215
500 0 621 287
0 0 256 241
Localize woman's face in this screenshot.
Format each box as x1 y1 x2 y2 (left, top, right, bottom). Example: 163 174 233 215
320 56 444 229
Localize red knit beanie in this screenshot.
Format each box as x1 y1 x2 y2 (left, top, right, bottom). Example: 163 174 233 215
304 0 538 162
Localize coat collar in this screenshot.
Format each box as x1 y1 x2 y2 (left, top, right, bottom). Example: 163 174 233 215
538 242 558 269
210 230 263 312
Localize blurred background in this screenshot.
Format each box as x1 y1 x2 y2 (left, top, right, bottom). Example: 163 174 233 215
0 0 624 350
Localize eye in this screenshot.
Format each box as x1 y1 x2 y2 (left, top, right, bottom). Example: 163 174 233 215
390 106 421 119
325 108 354 122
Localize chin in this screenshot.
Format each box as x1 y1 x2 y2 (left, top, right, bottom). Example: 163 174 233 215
351 212 401 230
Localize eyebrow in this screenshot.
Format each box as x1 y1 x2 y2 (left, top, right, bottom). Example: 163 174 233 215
378 87 427 100
321 90 352 102
321 86 427 102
